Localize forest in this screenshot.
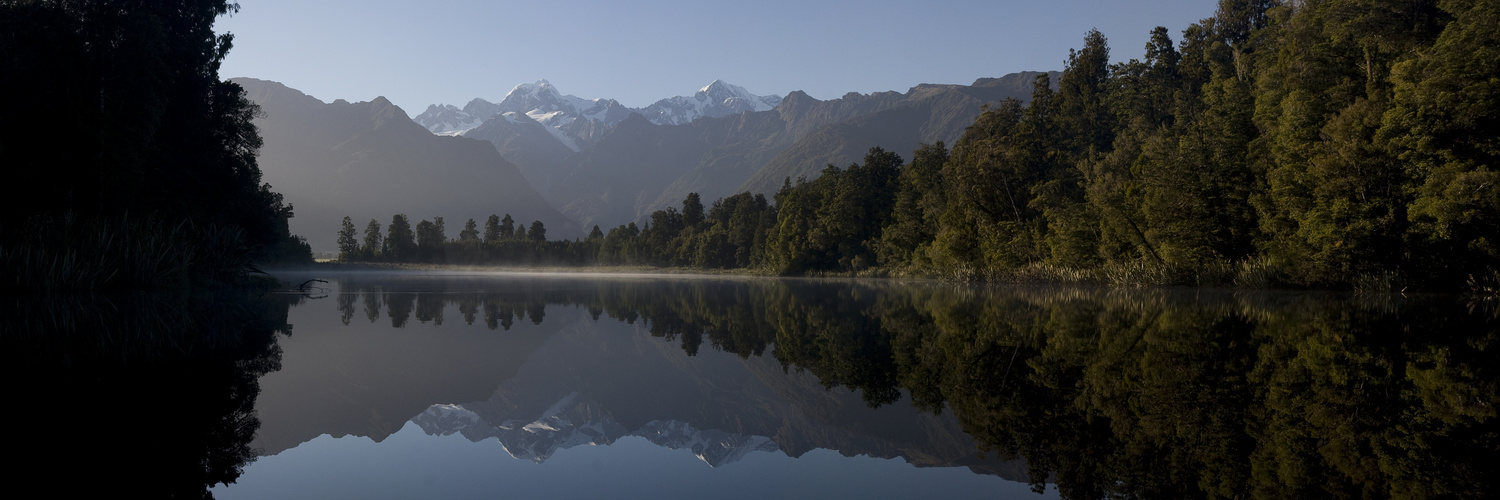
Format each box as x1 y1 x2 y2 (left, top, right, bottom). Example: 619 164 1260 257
0 0 312 290
335 214 598 266
341 0 1498 291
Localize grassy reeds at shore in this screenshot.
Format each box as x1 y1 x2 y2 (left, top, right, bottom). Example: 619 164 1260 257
921 258 1428 293
802 257 1498 297
0 214 267 291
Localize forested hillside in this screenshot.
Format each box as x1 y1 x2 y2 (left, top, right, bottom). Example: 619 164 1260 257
561 0 1499 290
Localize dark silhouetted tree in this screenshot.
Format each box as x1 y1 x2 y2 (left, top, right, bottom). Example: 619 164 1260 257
362 219 383 260
385 214 415 261
459 218 480 243
484 215 502 243
337 216 359 261
529 221 547 242
682 193 705 229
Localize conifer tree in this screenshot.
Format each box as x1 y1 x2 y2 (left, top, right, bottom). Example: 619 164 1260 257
529 221 547 242
501 214 516 239
484 215 502 243
385 214 416 261
460 218 480 243
363 219 383 260
337 216 359 261
682 193 705 229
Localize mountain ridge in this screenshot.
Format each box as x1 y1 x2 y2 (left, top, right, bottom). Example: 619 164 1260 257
234 77 581 251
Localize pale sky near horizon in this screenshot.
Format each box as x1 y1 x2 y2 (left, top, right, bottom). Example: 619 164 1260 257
216 0 1221 113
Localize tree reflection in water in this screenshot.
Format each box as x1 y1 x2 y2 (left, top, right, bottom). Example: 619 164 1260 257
330 275 1497 499
1 289 300 499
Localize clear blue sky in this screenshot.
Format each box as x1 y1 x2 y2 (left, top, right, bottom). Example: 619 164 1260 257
217 0 1221 113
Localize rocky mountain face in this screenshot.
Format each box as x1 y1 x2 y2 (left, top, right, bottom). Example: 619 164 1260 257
638 79 784 126
413 98 503 136
414 80 638 151
234 77 581 251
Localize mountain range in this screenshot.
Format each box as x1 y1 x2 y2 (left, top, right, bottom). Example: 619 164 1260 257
240 72 1056 249
412 72 1057 231
413 398 781 467
414 79 782 140
234 78 580 250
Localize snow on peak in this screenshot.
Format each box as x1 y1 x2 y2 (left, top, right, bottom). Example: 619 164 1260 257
412 102 486 136
415 79 781 148
487 79 632 151
641 80 783 126
698 79 728 94
503 79 561 102
408 396 781 467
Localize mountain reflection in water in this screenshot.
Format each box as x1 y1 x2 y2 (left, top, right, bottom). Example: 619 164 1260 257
8 271 1493 499
234 272 1498 499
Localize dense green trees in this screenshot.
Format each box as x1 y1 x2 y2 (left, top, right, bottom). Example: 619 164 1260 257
328 0 1495 290
1381 0 1500 284
341 213 591 265
595 192 778 269
0 0 311 289
762 148 904 274
859 0 1496 290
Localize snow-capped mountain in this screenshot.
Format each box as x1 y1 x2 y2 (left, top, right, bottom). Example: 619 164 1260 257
635 419 780 466
411 395 780 467
639 80 783 126
490 80 634 152
413 98 503 136
411 79 782 147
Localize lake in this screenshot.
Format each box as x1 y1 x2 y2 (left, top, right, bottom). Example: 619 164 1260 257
6 271 1495 498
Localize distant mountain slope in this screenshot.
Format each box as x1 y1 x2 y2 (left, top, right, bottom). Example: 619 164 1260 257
740 71 1059 195
545 88 914 229
462 111 578 193
552 72 1058 229
234 78 578 251
400 72 1057 230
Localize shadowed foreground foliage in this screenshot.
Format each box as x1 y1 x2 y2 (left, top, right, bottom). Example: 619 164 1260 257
0 288 300 498
0 0 311 290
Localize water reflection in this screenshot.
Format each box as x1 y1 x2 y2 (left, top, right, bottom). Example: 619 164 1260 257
0 289 299 498
23 272 1487 498
261 272 1498 499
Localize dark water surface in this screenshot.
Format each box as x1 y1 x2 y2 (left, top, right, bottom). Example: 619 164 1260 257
7 271 1496 498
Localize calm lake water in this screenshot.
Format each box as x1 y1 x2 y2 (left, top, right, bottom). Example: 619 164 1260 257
6 271 1496 498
